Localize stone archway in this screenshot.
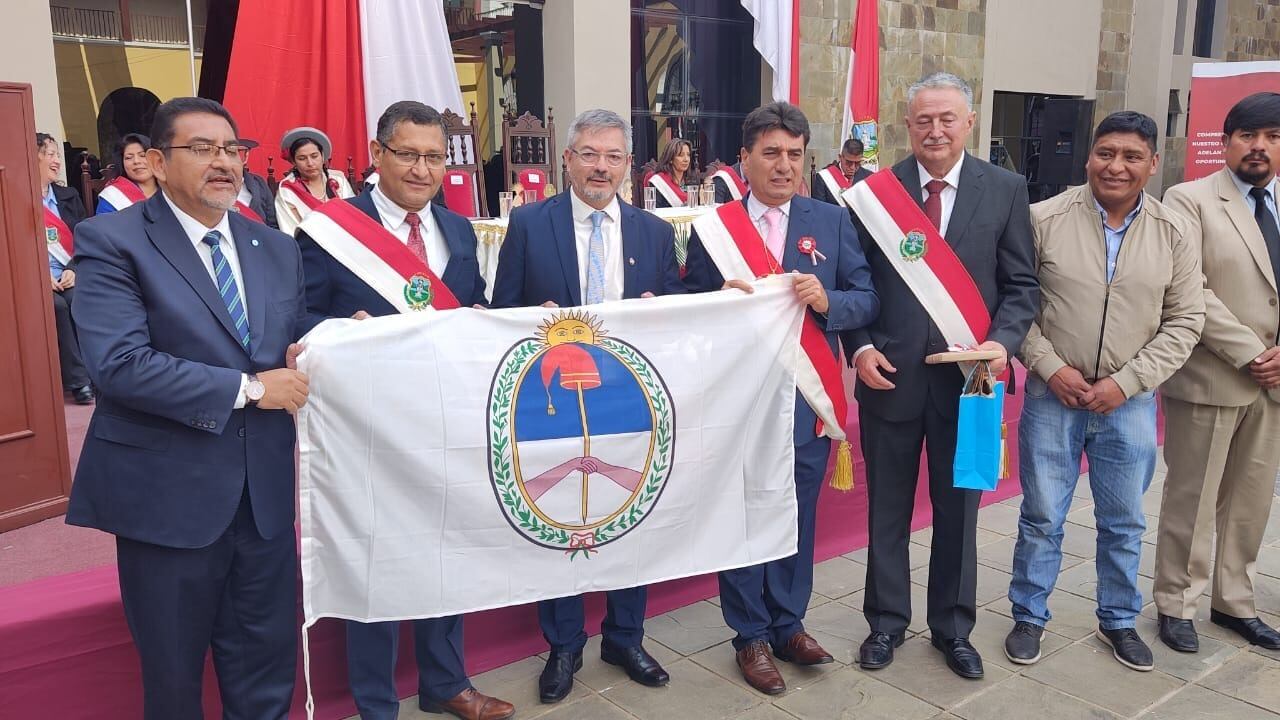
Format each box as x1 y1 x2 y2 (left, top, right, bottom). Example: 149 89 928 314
96 87 161 169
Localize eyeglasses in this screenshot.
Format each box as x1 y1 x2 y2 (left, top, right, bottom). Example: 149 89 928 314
570 148 628 168
167 144 248 163
380 142 447 168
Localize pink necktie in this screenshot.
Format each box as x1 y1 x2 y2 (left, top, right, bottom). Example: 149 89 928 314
763 206 784 264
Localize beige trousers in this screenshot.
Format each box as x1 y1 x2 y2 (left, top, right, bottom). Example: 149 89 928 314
1154 394 1280 618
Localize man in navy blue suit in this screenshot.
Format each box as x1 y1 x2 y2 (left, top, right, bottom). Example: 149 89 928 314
295 101 513 720
66 97 310 719
490 108 683 704
682 101 879 696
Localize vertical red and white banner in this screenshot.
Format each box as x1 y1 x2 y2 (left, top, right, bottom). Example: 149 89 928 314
1184 61 1280 181
742 0 801 104
841 0 880 170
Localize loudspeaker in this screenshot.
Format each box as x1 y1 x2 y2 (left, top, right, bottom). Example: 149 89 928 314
1035 98 1095 186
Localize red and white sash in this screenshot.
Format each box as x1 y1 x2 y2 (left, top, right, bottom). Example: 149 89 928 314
43 206 73 266
647 172 687 207
710 166 747 201
297 200 459 313
97 177 146 211
842 170 990 349
817 165 852 208
234 200 265 224
279 178 325 213
691 202 848 443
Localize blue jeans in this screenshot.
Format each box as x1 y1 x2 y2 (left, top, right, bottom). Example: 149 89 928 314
1008 374 1157 630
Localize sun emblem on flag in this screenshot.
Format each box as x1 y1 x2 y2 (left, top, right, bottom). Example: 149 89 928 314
403 273 434 310
486 309 675 559
900 230 927 263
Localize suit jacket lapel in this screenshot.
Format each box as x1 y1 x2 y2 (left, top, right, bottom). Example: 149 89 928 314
945 154 984 248
230 212 266 354
620 203 640 298
431 203 472 292
1216 168 1278 292
783 196 812 271
550 195 582 305
143 195 243 347
894 158 924 210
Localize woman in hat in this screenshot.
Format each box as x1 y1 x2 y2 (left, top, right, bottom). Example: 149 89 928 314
274 126 354 235
95 133 157 214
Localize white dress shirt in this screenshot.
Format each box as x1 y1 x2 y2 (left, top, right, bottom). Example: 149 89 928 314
161 192 251 407
916 153 965 237
371 184 450 276
746 193 792 261
570 189 624 302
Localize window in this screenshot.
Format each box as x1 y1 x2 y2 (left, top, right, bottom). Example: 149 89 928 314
1192 0 1217 58
630 1 761 173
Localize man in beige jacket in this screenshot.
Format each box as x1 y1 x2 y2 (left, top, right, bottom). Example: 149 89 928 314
1154 92 1280 654
1006 111 1204 672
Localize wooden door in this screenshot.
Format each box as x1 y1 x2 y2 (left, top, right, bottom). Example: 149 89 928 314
0 82 72 531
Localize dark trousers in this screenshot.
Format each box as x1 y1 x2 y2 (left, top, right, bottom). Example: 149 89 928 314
719 436 830 651
115 489 296 720
861 400 981 639
52 287 89 389
346 617 470 719
538 586 648 654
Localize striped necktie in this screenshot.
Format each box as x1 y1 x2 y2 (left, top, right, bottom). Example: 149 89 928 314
202 230 250 348
585 210 606 304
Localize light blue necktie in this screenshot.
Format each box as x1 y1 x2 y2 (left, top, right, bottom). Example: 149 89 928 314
585 210 606 304
202 230 250 348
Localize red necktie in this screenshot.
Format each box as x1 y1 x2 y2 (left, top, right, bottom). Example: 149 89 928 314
924 179 948 231
405 211 427 266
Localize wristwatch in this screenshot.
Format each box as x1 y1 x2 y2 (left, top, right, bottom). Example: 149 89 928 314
245 373 266 407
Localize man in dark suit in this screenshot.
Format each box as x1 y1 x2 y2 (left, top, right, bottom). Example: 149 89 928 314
295 101 511 720
682 101 879 696
712 160 748 204
811 138 873 207
490 108 683 704
235 140 279 229
36 132 94 404
66 97 311 719
851 73 1038 679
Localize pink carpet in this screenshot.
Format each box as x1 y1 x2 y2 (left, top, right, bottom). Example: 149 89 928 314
0 385 1030 718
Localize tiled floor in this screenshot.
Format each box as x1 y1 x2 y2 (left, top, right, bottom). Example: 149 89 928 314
355 462 1280 719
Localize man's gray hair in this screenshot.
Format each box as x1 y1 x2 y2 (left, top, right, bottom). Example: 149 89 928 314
907 72 974 111
567 109 632 152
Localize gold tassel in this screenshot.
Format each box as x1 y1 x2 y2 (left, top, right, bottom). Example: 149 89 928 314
829 440 855 491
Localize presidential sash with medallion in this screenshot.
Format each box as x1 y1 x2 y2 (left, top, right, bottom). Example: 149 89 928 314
43 205 73 266
816 165 852 208
691 201 856 490
297 200 459 313
842 170 991 348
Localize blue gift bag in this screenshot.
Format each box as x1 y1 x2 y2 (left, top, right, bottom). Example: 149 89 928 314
953 363 1005 492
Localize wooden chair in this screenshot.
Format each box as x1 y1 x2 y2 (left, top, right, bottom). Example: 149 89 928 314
266 157 279 196
79 153 116 216
441 104 488 217
502 109 556 200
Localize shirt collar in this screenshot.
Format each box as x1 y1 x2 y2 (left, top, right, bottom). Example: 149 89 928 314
746 192 791 222
1229 170 1278 205
569 188 621 225
917 153 965 190
161 191 233 244
371 183 429 230
1093 192 1144 231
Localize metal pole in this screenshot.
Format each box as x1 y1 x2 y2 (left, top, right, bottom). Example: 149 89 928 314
185 0 197 94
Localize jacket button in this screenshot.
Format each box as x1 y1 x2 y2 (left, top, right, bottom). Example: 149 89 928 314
1270 298 1277 307
237 428 246 438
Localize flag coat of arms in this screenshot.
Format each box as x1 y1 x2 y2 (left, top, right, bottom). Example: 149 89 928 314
296 278 806 624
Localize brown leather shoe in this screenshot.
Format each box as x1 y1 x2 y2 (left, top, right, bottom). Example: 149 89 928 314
736 639 786 695
774 631 834 665
424 687 515 720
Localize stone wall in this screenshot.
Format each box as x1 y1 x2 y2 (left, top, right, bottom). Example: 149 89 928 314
798 0 988 172
1223 0 1280 62
1093 0 1135 125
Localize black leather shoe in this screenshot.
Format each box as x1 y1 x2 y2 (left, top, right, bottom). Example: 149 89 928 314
1157 614 1199 653
72 385 94 404
1004 621 1044 665
931 637 984 679
1210 609 1280 650
1095 626 1154 671
538 649 582 704
857 631 903 670
601 641 670 687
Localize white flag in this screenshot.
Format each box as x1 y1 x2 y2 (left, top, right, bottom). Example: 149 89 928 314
297 278 804 625
742 0 799 103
